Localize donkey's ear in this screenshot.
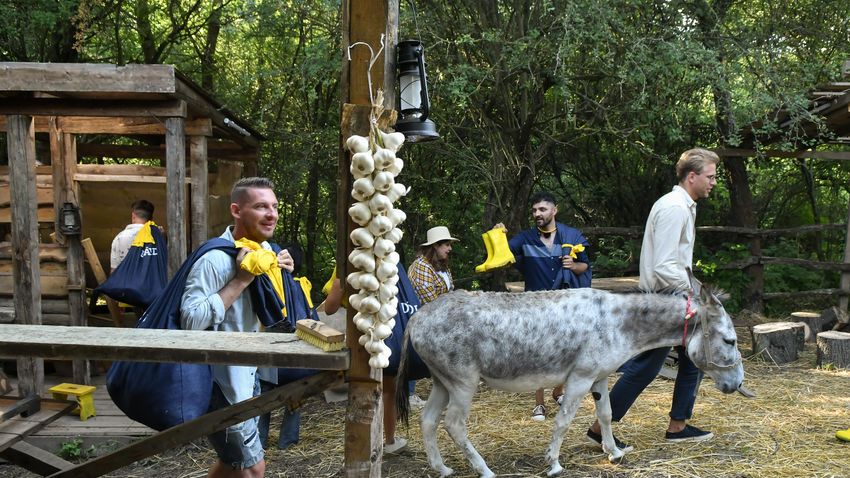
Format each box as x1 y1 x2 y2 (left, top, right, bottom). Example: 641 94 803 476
687 268 702 296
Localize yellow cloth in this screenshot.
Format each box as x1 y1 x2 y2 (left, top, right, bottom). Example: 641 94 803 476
561 243 585 259
130 221 158 247
234 238 286 317
295 277 314 308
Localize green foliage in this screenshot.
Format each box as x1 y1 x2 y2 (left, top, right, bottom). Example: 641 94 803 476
58 438 96 461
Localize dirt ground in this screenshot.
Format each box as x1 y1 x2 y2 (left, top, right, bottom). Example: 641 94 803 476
2 324 849 478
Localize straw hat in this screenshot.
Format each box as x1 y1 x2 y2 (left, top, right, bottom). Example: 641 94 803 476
421 226 459 246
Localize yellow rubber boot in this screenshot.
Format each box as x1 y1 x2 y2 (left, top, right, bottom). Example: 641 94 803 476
475 230 495 273
482 228 516 271
837 428 850 442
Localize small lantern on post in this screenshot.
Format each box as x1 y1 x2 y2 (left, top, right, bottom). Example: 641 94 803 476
396 39 439 142
58 202 81 236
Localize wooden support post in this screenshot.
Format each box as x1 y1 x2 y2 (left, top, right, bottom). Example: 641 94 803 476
189 135 208 250
49 118 90 384
165 117 187 277
751 322 806 364
839 197 850 313
6 114 44 397
789 311 821 342
341 1 397 476
816 331 850 368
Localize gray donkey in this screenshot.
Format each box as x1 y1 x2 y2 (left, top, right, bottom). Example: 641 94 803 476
395 280 744 478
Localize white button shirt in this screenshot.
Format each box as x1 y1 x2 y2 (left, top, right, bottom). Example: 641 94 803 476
639 185 695 292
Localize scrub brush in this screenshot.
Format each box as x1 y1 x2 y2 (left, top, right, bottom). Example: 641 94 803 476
295 319 346 352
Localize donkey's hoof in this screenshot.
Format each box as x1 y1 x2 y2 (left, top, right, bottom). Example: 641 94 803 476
438 465 454 477
547 463 564 476
607 452 625 465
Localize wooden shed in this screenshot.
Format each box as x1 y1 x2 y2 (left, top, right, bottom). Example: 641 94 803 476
0 62 263 386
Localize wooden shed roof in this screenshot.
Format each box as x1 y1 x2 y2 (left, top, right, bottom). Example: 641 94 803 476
0 62 263 149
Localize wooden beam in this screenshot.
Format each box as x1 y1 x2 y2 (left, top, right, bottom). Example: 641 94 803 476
714 148 850 160
189 136 209 250
0 62 177 94
48 119 89 385
76 142 257 161
341 1 397 475
0 116 212 136
0 325 350 370
72 174 186 184
6 114 44 398
165 117 187 277
80 238 122 327
47 371 342 478
0 440 73 475
0 99 187 118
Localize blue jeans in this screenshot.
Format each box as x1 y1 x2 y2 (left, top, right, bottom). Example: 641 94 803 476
408 380 416 395
609 345 703 422
258 380 301 450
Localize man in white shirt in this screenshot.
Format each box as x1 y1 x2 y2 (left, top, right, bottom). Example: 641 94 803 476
110 200 155 272
587 148 719 450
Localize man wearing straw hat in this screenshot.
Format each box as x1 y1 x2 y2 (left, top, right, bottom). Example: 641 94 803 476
409 226 459 305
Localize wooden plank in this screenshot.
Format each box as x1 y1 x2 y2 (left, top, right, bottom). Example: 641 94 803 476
0 116 212 136
0 63 177 93
76 164 167 176
0 244 67 263
0 186 52 207
0 261 66 275
80 238 122 327
0 99 187 118
73 173 185 184
189 136 209 250
0 206 54 223
0 325 350 370
0 440 73 475
6 114 44 398
0 310 71 325
0 395 40 423
49 120 89 385
165 117 187 277
48 371 342 478
0 397 74 454
0 299 69 314
77 141 254 161
0 275 68 297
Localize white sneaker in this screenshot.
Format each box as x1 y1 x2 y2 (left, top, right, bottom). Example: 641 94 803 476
409 394 427 409
384 437 408 454
531 404 546 421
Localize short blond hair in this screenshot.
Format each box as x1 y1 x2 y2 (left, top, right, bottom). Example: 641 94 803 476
676 148 719 182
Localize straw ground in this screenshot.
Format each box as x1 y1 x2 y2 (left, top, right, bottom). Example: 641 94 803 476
3 321 848 477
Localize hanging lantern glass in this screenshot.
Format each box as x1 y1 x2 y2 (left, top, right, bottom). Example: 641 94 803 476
396 40 439 143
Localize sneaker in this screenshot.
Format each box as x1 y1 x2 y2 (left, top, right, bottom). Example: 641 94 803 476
408 394 427 409
665 424 714 443
585 428 634 453
384 437 408 454
836 429 850 442
531 404 546 421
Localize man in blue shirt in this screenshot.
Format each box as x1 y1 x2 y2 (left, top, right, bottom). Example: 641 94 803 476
180 177 294 478
495 191 591 421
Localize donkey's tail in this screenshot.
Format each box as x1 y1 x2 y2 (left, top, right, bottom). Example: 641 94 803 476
394 325 412 428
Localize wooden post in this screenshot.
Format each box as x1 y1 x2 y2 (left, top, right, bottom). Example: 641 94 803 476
838 197 850 313
165 117 187 276
48 118 90 384
6 114 44 397
342 1 397 476
189 135 208 251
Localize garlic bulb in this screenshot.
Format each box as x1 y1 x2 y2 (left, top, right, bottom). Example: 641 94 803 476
372 171 394 192
350 227 375 248
348 248 376 273
373 148 396 170
346 135 370 153
367 215 393 236
368 193 393 215
373 237 396 258
379 130 406 152
386 183 408 202
351 152 375 176
351 178 376 202
387 208 407 227
348 202 371 226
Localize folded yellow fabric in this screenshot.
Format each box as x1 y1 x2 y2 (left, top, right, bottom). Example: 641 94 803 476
234 238 286 316
131 221 158 247
561 243 585 259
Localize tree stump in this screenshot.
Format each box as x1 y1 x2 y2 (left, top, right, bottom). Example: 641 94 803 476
816 331 850 368
789 311 821 342
751 322 806 364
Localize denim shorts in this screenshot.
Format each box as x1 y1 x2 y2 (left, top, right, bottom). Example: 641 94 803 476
207 382 264 469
